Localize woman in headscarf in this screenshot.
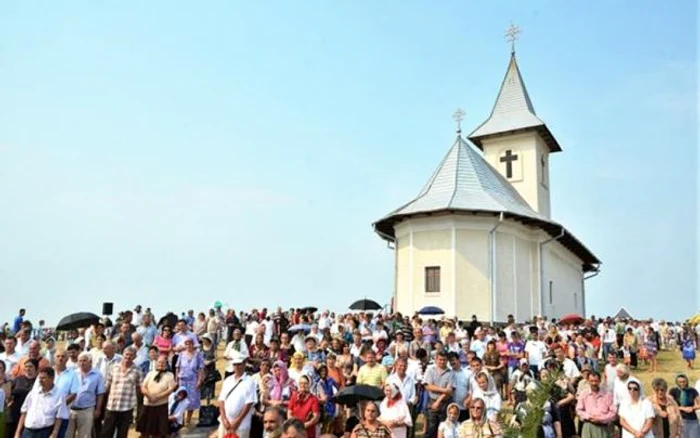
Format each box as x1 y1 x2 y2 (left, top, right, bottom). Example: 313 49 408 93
313 365 340 434
43 336 57 366
437 403 460 438
457 397 502 438
199 334 218 401
618 379 654 438
138 355 178 438
669 373 700 438
287 375 321 438
288 352 307 387
648 377 681 438
167 388 190 436
680 330 695 370
264 360 295 412
378 382 412 438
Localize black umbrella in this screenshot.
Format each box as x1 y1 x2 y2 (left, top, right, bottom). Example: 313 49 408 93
56 312 101 331
349 299 382 311
299 306 318 314
334 384 384 406
158 312 178 328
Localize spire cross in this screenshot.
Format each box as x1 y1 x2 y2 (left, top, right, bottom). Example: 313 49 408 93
452 108 465 134
505 22 521 54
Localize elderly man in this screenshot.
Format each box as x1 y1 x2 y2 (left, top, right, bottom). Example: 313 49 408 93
15 366 70 438
130 333 148 368
612 364 643 408
66 353 104 438
12 341 50 378
101 347 142 438
93 341 122 380
262 407 284 438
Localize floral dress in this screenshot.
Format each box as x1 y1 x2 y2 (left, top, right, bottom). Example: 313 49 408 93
176 351 204 410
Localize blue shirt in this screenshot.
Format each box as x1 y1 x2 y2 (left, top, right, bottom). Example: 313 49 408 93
12 316 23 334
54 369 79 398
73 369 106 409
137 325 158 347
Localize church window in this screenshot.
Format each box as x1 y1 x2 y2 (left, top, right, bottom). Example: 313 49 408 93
549 281 553 304
425 266 441 293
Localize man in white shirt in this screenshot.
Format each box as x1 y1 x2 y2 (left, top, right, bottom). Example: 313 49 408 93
470 329 488 359
551 344 580 381
218 354 257 438
16 366 70 438
524 332 548 375
93 342 122 380
0 337 21 372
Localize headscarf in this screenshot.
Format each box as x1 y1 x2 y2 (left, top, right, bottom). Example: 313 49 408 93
386 383 401 407
675 373 690 406
270 360 291 401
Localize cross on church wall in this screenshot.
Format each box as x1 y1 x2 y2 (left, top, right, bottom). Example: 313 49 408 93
500 149 518 178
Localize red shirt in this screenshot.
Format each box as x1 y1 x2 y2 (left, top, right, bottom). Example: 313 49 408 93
288 391 320 438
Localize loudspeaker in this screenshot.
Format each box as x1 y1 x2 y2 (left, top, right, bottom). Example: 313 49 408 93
102 302 113 316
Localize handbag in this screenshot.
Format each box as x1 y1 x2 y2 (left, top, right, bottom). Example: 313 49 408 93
201 377 244 428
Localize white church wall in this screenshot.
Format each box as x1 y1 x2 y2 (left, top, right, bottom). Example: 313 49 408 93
455 229 490 321
543 242 584 318
515 236 534 322
411 229 453 314
533 135 552 217
395 235 410 315
495 231 515 322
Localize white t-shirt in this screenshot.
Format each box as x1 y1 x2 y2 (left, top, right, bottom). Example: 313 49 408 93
524 340 548 366
618 398 654 438
0 351 21 372
247 321 260 337
219 374 257 431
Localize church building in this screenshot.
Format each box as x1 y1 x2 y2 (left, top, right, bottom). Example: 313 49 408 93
373 50 600 323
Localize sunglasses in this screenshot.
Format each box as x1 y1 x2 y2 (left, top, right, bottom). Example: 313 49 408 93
628 386 640 392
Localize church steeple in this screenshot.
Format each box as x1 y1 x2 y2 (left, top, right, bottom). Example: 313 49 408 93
468 52 561 153
468 37 560 219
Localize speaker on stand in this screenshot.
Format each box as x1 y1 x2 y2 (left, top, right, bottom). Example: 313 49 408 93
102 302 113 316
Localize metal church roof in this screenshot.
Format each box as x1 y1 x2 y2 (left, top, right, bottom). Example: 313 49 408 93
469 53 562 152
373 135 600 271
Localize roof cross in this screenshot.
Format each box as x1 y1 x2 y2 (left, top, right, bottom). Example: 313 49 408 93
505 22 521 54
452 108 465 134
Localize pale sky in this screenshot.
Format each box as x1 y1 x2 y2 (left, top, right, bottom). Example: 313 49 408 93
0 1 697 325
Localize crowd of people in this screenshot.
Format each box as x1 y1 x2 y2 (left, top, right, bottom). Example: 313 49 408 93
1 306 699 438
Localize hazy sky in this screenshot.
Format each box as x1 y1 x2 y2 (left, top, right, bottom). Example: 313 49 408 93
0 1 697 325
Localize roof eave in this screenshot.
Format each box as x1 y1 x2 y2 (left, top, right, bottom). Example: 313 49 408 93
469 124 562 153
374 209 599 272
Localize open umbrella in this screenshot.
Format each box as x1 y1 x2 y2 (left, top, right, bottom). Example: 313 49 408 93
418 306 445 316
299 306 318 314
158 312 178 328
559 313 584 325
688 313 700 325
56 312 101 331
334 384 384 406
288 324 312 334
349 299 382 311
